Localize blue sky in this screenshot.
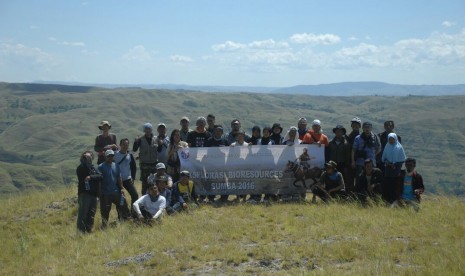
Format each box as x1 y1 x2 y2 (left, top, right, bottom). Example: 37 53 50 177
1 0 464 86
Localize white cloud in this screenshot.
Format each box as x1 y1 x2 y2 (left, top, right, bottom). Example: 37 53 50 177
212 41 246 51
60 41 86 47
170 55 194 63
122 45 153 62
442 21 455 28
48 37 57 41
29 25 39 30
0 43 56 65
213 39 289 52
209 29 465 71
289 33 341 45
248 39 289 49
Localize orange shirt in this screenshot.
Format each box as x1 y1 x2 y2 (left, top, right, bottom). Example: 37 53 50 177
302 130 329 147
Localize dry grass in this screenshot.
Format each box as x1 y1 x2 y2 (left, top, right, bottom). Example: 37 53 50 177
1 182 464 275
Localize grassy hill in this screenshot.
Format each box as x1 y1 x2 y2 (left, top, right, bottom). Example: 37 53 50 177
1 82 465 195
1 185 464 274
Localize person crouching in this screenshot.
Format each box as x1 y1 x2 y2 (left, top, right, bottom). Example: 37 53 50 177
133 183 166 225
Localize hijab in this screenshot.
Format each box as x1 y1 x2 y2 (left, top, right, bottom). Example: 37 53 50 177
382 133 406 163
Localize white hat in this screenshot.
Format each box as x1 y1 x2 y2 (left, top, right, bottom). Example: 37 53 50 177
312 119 321 126
105 149 115 156
156 163 166 170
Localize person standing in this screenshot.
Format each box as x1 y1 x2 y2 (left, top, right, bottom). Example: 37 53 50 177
206 125 230 147
98 150 129 228
226 119 251 144
282 126 301 146
327 125 352 191
346 117 362 194
249 126 261 145
206 114 217 135
133 123 159 195
76 151 102 233
351 122 381 177
113 138 138 207
270 123 284 145
179 116 192 142
186 117 212 148
302 119 329 147
259 127 274 145
297 117 309 141
156 123 170 165
381 133 406 203
166 129 189 183
377 120 402 173
94 120 118 165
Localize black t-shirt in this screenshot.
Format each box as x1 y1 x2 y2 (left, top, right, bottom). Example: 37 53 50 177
187 131 212 147
206 137 230 147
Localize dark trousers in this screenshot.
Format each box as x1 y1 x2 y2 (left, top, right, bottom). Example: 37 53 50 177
123 179 139 205
100 192 129 228
77 194 97 233
382 177 399 204
140 163 156 195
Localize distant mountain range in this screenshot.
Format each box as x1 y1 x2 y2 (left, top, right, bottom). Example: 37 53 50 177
8 81 465 96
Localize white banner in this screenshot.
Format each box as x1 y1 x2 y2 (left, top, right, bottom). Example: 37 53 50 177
179 145 325 195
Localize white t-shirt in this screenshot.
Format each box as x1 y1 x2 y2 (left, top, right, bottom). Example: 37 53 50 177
133 194 166 218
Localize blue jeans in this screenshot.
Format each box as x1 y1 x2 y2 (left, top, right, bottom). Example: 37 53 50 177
77 193 97 233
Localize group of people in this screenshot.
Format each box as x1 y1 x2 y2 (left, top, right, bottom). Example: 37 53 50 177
76 115 425 233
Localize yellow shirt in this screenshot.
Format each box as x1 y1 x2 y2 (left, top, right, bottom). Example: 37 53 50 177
178 180 194 194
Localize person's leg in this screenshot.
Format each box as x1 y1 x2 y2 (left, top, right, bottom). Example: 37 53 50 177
312 188 330 203
140 168 151 195
77 195 89 232
123 179 139 205
114 192 129 221
219 195 229 202
100 194 112 228
84 195 97 232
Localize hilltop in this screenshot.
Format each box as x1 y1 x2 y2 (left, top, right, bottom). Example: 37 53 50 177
1 185 464 274
1 82 465 195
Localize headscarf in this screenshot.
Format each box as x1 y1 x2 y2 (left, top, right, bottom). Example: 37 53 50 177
382 133 406 163
283 126 301 145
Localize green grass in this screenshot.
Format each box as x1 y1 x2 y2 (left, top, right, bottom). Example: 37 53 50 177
1 182 464 275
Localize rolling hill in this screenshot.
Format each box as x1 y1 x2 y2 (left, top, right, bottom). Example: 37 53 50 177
0 82 465 195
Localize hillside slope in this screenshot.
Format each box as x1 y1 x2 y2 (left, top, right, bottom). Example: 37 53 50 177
1 83 465 195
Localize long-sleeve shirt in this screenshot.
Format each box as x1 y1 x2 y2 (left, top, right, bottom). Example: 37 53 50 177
133 194 166 219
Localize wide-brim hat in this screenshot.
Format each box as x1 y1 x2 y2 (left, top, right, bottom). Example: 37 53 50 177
98 120 111 130
271 123 283 133
332 125 347 134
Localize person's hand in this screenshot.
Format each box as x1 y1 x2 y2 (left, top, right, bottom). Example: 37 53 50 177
414 189 422 195
85 176 91 181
